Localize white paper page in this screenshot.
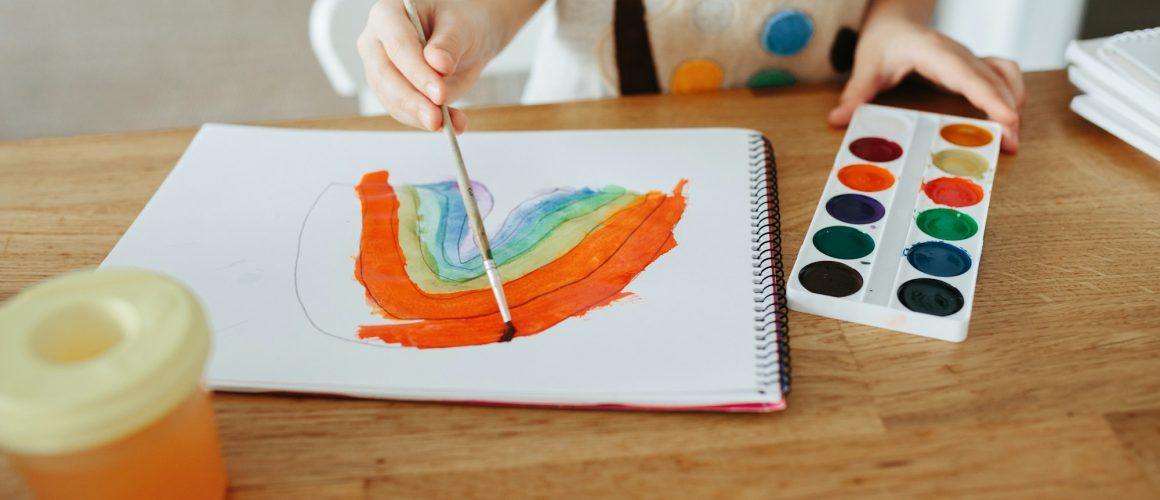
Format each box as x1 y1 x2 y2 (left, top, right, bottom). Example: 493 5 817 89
103 125 773 404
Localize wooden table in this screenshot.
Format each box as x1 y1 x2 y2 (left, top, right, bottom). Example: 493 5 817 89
2 71 1159 498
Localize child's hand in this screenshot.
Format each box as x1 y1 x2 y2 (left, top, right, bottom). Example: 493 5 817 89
829 10 1024 152
357 0 512 133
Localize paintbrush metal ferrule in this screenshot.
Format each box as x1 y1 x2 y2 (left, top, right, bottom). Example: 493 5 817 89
483 259 512 322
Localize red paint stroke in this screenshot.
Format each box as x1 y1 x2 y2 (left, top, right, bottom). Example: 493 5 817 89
922 177 984 207
353 171 688 348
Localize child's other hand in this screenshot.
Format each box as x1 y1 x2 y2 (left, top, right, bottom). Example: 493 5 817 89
357 0 503 133
828 17 1024 152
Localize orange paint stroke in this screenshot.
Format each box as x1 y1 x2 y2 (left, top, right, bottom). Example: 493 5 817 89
353 171 688 348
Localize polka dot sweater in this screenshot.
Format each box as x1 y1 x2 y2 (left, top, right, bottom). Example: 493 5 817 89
523 0 867 104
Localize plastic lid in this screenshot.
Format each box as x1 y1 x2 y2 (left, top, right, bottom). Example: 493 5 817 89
0 268 210 456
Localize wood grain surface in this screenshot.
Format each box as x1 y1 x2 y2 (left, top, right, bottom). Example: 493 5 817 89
1 71 1158 499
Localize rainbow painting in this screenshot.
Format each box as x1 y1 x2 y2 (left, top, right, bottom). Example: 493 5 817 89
354 171 688 348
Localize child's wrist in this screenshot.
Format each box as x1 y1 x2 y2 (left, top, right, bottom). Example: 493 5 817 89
494 0 544 51
862 0 935 29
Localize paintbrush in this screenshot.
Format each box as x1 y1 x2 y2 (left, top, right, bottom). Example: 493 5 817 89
401 0 516 342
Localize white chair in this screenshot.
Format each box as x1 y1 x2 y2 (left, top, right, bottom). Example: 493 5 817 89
934 0 1086 71
309 0 551 115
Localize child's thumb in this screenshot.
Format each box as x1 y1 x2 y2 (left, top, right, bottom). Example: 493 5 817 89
424 26 467 76
828 65 880 127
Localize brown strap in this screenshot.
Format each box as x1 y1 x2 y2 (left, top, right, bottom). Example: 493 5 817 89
613 0 660 95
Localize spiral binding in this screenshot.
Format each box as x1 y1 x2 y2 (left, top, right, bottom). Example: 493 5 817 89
749 134 790 395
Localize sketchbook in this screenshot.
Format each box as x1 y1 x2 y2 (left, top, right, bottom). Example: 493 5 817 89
102 125 789 411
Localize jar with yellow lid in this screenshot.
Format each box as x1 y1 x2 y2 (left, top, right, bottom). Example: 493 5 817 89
0 269 227 499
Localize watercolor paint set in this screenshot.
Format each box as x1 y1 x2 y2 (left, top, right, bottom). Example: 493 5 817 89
787 104 1001 342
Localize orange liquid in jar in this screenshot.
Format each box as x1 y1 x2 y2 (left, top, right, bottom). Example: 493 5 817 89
11 388 227 500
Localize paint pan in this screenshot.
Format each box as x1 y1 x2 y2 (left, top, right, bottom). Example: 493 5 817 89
787 104 1001 342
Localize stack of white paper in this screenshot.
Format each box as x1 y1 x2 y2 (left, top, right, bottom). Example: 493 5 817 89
1066 28 1160 161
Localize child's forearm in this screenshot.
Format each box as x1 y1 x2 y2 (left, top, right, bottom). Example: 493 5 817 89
862 0 935 28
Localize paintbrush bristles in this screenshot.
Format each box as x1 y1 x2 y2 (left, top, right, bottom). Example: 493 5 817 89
500 321 517 343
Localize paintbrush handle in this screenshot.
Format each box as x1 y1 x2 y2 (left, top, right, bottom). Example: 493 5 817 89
441 108 495 259
401 0 494 260
401 0 429 45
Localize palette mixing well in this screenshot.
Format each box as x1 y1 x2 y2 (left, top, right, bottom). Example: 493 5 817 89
787 104 1002 342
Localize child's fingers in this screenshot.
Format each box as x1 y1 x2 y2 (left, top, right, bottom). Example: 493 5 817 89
828 61 884 127
916 51 1020 152
424 21 470 76
448 107 468 134
370 1 447 105
358 35 442 131
918 51 1018 125
963 56 1019 121
966 57 1021 152
984 57 1024 110
966 57 1021 151
981 58 1023 152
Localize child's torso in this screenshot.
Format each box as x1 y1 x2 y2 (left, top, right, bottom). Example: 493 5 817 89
524 0 868 103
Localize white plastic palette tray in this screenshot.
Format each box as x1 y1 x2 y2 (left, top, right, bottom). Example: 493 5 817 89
787 104 1002 342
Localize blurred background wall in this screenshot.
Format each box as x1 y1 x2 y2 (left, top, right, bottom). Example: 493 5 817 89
1 0 1158 141
0 1 356 140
